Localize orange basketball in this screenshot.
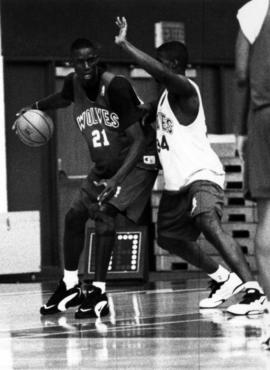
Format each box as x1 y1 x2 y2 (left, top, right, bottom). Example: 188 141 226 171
15 109 54 147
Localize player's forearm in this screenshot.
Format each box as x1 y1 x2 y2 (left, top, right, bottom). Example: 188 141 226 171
33 92 71 111
113 135 146 184
117 39 192 95
118 39 171 83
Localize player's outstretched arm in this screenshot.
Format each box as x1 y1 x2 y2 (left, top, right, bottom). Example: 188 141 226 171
31 92 71 111
14 92 71 131
115 17 194 97
16 92 71 117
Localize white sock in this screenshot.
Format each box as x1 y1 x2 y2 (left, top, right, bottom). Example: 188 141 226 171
93 281 106 294
243 281 264 293
208 265 230 282
63 269 79 290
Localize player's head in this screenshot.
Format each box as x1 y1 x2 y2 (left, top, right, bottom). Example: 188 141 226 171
156 41 188 74
70 38 101 83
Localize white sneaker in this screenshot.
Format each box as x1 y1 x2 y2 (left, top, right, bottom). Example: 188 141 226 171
199 272 244 308
227 288 267 315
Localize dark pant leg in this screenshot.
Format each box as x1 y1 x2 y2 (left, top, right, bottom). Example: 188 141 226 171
94 204 117 281
64 207 90 270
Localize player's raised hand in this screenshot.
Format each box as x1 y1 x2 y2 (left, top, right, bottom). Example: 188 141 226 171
115 16 128 45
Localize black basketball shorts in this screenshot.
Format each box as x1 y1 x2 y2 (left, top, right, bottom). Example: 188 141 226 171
157 180 224 242
70 166 158 223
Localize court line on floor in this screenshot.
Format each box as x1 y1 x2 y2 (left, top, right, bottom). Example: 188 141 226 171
11 317 209 339
0 310 202 335
0 286 208 297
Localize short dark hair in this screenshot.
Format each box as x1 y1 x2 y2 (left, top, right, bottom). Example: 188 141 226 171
156 41 188 70
70 38 100 54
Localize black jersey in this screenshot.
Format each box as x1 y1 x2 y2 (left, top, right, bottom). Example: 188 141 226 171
65 71 142 178
62 71 159 177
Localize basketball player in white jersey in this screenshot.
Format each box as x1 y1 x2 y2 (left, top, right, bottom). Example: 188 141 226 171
115 17 266 315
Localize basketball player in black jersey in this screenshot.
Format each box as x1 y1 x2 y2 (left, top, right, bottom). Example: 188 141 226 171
16 38 158 319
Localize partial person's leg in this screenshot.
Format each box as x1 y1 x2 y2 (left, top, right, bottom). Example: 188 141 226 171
255 199 270 347
255 199 270 300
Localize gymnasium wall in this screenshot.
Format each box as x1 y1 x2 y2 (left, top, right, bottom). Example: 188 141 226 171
2 0 245 63
4 62 59 269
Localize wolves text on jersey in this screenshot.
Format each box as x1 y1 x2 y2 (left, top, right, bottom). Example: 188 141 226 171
157 112 173 134
76 107 120 131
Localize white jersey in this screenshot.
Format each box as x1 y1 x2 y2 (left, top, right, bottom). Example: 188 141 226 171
156 79 225 191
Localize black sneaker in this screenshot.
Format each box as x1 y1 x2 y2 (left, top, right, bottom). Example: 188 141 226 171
227 288 267 315
40 280 84 315
75 285 109 319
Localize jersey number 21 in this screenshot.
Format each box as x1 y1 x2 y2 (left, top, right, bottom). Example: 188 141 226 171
92 129 110 148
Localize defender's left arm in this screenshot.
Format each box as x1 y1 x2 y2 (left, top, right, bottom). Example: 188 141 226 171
115 17 194 98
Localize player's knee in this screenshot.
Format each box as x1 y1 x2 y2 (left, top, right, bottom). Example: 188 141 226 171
95 204 117 236
65 208 88 233
194 210 223 236
95 217 115 235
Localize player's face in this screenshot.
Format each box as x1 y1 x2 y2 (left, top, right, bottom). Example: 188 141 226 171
156 51 174 70
72 47 100 82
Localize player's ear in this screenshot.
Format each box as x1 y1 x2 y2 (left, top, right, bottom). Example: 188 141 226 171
172 59 179 69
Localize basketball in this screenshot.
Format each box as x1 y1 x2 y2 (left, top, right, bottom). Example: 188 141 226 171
15 109 54 147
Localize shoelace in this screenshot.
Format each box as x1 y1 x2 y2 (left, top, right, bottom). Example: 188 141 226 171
208 280 224 297
240 289 262 304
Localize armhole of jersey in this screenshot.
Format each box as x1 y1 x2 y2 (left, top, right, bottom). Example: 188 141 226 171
158 90 167 109
188 79 202 106
100 71 115 106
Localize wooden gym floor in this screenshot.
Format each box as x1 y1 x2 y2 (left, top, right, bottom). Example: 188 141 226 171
0 275 270 370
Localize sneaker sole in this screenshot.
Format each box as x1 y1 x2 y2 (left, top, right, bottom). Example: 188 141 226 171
227 296 267 316
227 307 266 316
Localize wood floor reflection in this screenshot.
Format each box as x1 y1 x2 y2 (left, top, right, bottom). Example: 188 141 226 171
0 277 270 369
